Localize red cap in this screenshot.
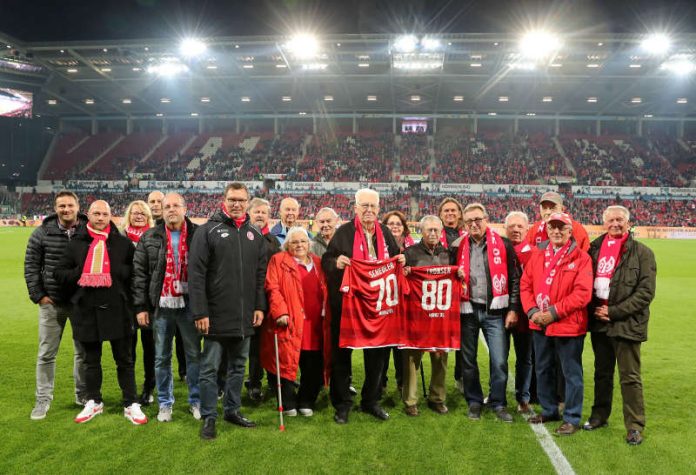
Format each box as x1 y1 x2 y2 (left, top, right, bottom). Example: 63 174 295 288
547 212 572 226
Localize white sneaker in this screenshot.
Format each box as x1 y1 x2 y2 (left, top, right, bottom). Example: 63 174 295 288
189 403 201 420
30 400 51 420
75 400 104 424
283 409 298 417
298 408 314 417
124 402 148 425
157 406 173 422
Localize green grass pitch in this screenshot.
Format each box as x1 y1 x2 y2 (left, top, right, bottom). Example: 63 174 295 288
1 227 694 474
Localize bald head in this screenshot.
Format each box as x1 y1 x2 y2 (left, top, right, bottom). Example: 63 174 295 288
279 197 300 227
147 191 165 220
88 200 111 231
162 193 186 230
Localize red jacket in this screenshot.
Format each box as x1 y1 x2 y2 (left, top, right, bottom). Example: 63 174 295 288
261 251 331 383
520 241 593 337
528 219 590 252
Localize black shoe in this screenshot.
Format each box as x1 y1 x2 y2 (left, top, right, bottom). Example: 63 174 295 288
334 409 349 424
626 429 643 446
468 403 482 420
494 407 514 423
139 390 154 406
582 418 608 431
248 387 264 403
200 418 216 440
363 405 389 421
223 411 256 428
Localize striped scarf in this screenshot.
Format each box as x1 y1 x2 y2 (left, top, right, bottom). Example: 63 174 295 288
78 224 112 288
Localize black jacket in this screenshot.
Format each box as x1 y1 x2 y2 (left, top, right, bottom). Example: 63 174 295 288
53 224 135 342
588 233 656 342
451 233 522 315
188 210 268 339
321 220 401 330
405 240 451 267
131 217 198 314
24 214 87 304
262 231 281 263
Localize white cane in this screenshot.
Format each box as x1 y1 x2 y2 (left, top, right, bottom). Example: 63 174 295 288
274 332 285 431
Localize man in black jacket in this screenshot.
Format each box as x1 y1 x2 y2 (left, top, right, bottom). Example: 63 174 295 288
584 205 656 446
54 200 147 425
189 183 268 440
24 191 87 420
451 203 521 423
322 188 404 424
132 193 202 423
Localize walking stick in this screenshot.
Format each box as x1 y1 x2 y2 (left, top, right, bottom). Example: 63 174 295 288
420 360 427 399
274 332 285 432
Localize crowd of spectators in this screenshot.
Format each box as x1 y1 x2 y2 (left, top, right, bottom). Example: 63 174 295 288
398 134 431 175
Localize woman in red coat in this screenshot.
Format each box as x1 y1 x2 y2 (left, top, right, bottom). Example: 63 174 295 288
261 227 330 417
520 213 593 437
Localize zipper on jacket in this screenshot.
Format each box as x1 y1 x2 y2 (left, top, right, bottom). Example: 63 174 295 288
236 225 245 339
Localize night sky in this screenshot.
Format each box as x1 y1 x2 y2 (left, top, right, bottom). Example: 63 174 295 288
0 0 694 42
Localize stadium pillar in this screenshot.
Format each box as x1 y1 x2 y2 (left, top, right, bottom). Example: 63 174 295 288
236 117 240 134
274 117 278 135
126 118 133 135
637 119 643 137
555 117 560 136
91 119 98 135
677 120 684 139
473 117 478 134
393 117 396 134
313 115 317 134
513 118 519 135
595 119 601 136
353 116 357 134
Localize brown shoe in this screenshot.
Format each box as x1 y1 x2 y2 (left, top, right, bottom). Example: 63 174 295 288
404 405 419 417
427 401 449 415
528 413 561 424
517 402 532 415
626 430 643 446
554 422 580 436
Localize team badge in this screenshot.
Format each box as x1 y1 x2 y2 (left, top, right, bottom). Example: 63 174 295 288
247 231 255 240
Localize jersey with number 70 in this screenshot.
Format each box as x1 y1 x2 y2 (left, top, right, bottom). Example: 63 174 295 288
339 256 407 349
401 265 461 351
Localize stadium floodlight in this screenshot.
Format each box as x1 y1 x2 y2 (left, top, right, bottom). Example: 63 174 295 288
542 96 553 102
84 99 95 105
410 95 421 102
241 96 251 102
660 55 696 76
285 34 320 59
641 34 670 55
47 99 57 105
179 38 207 58
519 31 562 60
587 97 598 103
421 37 441 51
394 35 418 53
148 61 189 77
200 97 211 103
282 96 292 102
324 95 334 101
676 98 688 104
190 112 199 117
453 95 464 102
122 98 132 104
367 95 377 101
631 97 642 103
67 68 78 73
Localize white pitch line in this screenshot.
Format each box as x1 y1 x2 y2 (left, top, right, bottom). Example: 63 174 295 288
478 333 576 475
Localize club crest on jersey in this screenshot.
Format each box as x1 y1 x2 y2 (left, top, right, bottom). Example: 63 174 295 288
567 262 575 270
492 274 507 294
597 256 615 274
247 231 255 241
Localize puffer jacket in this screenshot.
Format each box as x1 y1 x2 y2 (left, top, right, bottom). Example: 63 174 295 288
521 240 593 337
24 214 87 304
588 233 656 342
131 217 198 314
188 210 268 339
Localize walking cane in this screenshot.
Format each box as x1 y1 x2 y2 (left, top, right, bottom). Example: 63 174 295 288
420 361 427 399
274 332 285 432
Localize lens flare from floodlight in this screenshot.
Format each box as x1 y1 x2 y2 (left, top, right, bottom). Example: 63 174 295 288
394 35 418 53
660 56 695 76
641 34 671 55
421 37 441 51
519 31 562 60
148 62 189 77
286 34 319 59
180 38 207 57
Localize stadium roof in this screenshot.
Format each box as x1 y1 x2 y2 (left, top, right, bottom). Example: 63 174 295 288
1 30 696 121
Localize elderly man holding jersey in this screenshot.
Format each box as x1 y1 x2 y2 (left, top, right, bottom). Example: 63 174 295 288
584 205 656 446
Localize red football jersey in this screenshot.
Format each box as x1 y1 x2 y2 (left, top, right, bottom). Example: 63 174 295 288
339 256 407 349
401 266 462 351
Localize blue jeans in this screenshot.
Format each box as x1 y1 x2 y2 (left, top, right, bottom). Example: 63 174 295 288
460 306 509 409
511 330 533 404
199 336 250 420
153 306 201 407
533 331 585 426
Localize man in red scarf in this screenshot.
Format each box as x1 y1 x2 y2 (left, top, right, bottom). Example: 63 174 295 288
322 188 405 424
584 205 656 446
132 193 202 423
452 203 521 423
527 191 590 252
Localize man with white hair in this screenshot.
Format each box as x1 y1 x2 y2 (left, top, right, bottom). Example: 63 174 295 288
311 207 340 258
271 197 301 245
322 188 405 424
584 205 656 446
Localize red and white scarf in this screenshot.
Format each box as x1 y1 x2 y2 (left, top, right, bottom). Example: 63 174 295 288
593 233 629 301
456 227 509 313
221 202 246 228
534 240 572 311
353 216 388 261
530 221 549 245
159 221 189 309
125 224 149 243
260 224 270 235
440 227 465 249
514 241 533 268
78 224 112 288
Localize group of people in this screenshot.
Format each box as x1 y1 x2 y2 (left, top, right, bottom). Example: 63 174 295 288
25 185 656 445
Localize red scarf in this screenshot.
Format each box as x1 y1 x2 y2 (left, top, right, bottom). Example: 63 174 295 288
125 224 149 243
260 225 270 235
221 202 247 228
440 227 464 249
353 216 388 261
594 233 629 302
159 221 189 308
404 236 415 249
530 220 549 245
514 242 533 268
78 224 112 288
534 240 572 311
456 227 509 313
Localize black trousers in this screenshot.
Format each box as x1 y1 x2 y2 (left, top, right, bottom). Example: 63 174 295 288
381 347 403 388
131 326 155 392
268 350 324 410
246 327 264 390
82 337 137 407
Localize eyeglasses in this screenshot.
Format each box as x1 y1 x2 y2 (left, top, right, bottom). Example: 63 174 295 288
387 221 403 227
227 198 248 204
547 223 570 231
131 211 146 217
423 228 441 234
464 217 486 226
357 203 378 210
288 240 309 245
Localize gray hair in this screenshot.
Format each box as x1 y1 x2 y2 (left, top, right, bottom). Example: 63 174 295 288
419 215 443 229
355 188 379 204
249 197 270 211
316 207 339 219
279 197 300 209
282 226 310 251
602 205 631 222
463 202 487 217
504 211 529 227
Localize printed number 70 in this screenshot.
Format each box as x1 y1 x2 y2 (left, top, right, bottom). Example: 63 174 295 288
370 274 398 311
